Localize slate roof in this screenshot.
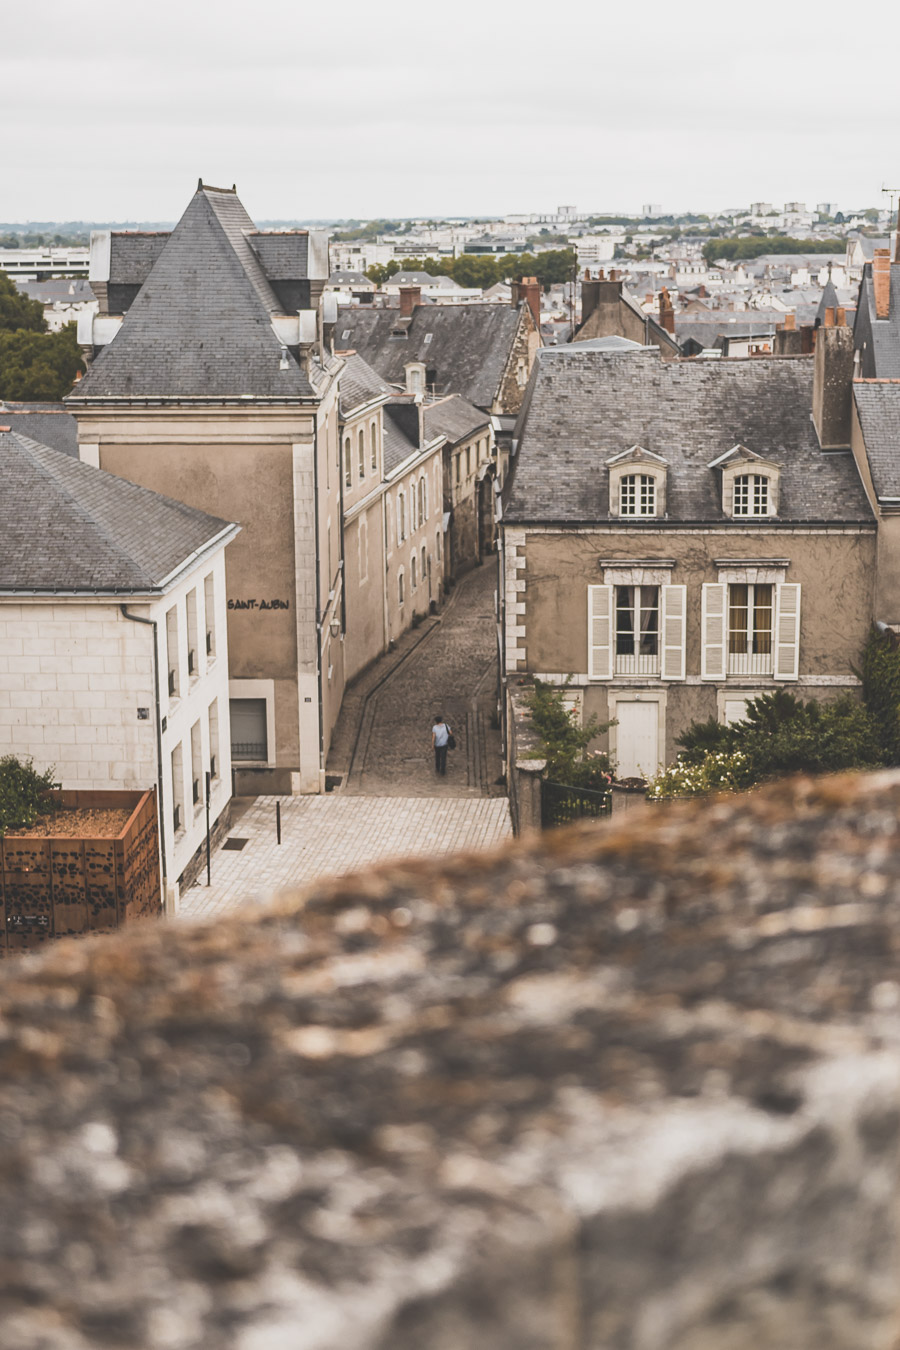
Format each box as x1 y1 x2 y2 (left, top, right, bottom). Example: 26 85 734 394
337 353 392 416
0 429 237 592
853 383 900 499
504 347 873 526
816 276 841 325
70 186 320 401
15 279 95 305
854 263 900 378
108 233 169 284
0 403 78 456
423 394 490 447
247 232 309 279
382 401 419 474
332 303 524 410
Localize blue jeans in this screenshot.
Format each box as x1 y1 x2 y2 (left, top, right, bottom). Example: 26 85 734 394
434 744 448 775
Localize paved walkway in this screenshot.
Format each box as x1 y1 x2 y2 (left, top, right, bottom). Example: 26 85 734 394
333 561 506 797
180 562 512 919
179 794 512 919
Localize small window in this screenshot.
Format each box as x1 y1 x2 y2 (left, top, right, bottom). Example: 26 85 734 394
341 329 351 340
358 427 365 479
398 569 405 605
619 473 656 517
424 332 433 344
230 698 267 762
728 583 773 668
204 573 216 659
733 473 769 516
344 436 352 488
398 490 406 542
370 419 377 471
411 554 417 589
208 699 220 781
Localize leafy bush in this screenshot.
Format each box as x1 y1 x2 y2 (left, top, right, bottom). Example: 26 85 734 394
0 756 58 837
857 624 900 764
525 679 612 790
654 689 883 799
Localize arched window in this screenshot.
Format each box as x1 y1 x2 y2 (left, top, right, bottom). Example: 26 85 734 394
370 420 378 471
411 554 417 590
344 437 351 488
397 491 406 542
358 427 365 480
421 545 427 586
733 473 769 517
398 569 405 605
619 473 656 517
435 530 442 563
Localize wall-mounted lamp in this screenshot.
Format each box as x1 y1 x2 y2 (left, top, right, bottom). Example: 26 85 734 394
329 620 341 638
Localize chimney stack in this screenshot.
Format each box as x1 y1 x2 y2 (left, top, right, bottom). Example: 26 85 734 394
399 285 420 318
658 286 675 335
784 313 796 330
774 311 801 355
512 276 541 327
812 306 853 448
873 249 891 320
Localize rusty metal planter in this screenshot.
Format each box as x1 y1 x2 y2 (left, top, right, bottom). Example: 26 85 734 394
0 789 161 955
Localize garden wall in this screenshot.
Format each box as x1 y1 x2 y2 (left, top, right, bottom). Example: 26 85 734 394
0 789 161 954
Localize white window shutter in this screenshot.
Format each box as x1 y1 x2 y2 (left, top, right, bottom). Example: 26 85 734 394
701 583 726 680
587 585 612 680
774 583 801 681
661 585 686 681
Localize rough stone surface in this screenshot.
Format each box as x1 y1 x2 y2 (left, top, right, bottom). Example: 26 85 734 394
4 772 900 1347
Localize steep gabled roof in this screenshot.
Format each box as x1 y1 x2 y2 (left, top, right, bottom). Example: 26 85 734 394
423 394 490 447
0 429 237 592
853 382 900 500
504 348 872 526
0 402 78 457
333 303 524 410
71 185 318 400
337 353 392 417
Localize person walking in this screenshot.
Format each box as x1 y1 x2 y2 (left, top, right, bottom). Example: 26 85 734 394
432 713 450 776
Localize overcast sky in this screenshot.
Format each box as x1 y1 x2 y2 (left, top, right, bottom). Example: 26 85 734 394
3 0 899 223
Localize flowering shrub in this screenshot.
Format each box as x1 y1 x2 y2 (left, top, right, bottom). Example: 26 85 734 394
647 750 748 800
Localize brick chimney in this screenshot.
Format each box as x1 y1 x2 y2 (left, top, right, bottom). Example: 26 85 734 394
812 307 854 448
512 276 541 327
773 312 801 355
399 286 420 318
873 249 891 320
658 287 675 334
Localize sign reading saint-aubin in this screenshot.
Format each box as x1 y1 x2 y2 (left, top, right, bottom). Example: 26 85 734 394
227 599 291 611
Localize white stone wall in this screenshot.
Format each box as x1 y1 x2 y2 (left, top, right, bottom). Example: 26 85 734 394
0 601 157 789
0 546 234 891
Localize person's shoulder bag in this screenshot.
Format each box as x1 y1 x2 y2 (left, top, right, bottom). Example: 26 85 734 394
447 728 456 750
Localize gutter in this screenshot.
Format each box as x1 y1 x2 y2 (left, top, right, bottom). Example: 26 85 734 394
119 605 167 895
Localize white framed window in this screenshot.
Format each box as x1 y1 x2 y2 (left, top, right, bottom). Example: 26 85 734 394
607 447 667 519
702 581 800 681
165 605 180 700
619 474 656 517
370 419 378 471
398 568 405 606
208 699 220 781
358 427 366 480
171 742 184 835
727 582 773 673
204 573 216 660
186 588 199 679
733 474 769 517
190 719 202 811
589 578 685 682
615 585 659 675
344 436 352 488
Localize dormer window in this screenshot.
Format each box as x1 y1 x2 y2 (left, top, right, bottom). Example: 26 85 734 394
710 445 780 519
733 473 769 516
620 473 656 517
607 445 667 519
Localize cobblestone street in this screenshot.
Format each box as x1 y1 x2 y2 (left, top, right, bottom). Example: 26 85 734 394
180 562 511 919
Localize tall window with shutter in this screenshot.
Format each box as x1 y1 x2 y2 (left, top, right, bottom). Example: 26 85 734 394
590 581 685 682
702 581 800 681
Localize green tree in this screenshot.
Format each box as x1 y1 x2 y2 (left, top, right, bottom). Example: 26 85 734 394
702 235 844 266
450 254 499 288
0 322 84 400
525 679 612 789
857 624 900 763
0 270 45 333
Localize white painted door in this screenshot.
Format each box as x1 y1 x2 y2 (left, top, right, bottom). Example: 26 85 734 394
615 702 659 780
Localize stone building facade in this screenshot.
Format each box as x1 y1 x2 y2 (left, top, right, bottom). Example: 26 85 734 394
501 346 876 777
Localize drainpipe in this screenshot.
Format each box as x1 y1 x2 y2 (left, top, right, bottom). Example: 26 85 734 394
119 605 167 897
312 413 326 791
